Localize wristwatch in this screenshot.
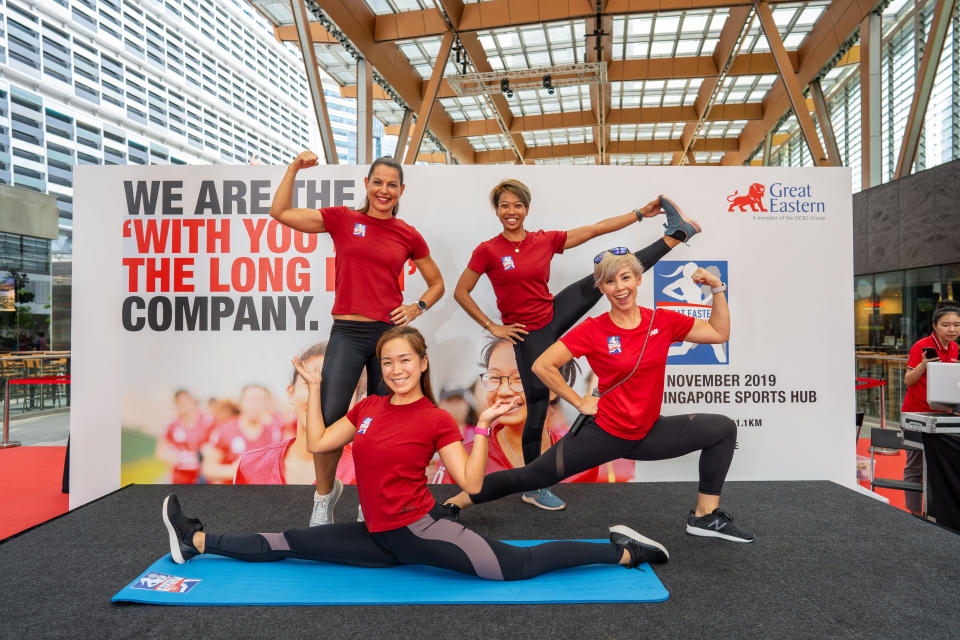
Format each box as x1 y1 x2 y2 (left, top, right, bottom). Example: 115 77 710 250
416 300 427 312
474 425 491 437
711 283 727 294
633 208 644 223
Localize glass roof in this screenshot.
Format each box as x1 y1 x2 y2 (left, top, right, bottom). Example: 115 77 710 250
248 0 843 163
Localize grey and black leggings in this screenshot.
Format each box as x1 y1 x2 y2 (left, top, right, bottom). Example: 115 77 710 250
515 239 673 463
202 504 620 581
320 319 393 425
472 414 737 504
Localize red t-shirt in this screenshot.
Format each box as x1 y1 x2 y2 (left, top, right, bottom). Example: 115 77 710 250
320 206 430 322
902 334 959 412
347 395 461 532
467 230 567 330
163 412 214 484
205 415 286 483
234 438 357 485
561 307 695 439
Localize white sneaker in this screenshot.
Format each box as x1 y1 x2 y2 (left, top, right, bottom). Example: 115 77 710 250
309 478 343 526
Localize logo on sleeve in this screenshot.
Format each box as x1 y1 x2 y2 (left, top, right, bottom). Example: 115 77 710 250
607 336 622 354
353 223 367 237
501 256 515 270
358 417 373 434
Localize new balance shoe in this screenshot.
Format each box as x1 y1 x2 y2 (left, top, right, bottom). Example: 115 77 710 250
660 195 702 243
162 494 203 564
686 509 755 543
521 487 566 511
609 525 669 566
309 478 343 527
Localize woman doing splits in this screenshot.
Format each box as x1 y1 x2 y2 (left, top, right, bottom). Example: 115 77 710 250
900 300 960 514
161 326 669 579
448 250 755 543
270 150 444 525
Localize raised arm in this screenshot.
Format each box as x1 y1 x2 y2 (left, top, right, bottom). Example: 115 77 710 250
389 254 446 326
438 398 520 493
532 341 597 415
292 358 357 453
269 150 327 234
563 198 663 250
453 267 528 343
682 268 729 344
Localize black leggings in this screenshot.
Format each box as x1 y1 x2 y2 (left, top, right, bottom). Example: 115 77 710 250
515 239 673 463
202 504 620 581
471 414 737 504
320 319 393 425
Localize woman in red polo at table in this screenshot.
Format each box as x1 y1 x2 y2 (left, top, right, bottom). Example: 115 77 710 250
161 326 669 577
447 249 754 543
900 300 960 514
269 150 444 526
454 179 700 510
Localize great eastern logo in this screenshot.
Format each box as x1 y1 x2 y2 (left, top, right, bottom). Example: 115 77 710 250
726 184 767 212
726 182 827 218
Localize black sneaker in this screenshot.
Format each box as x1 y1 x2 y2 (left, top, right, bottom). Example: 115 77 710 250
686 509 754 543
609 525 669 566
162 494 204 563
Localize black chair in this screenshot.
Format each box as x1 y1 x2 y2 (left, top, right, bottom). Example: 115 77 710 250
869 427 923 496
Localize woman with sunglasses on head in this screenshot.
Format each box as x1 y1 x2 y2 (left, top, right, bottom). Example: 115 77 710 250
270 150 444 526
454 180 700 510
162 326 669 578
447 250 754 543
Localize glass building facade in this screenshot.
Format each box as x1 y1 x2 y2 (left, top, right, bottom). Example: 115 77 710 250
1 0 315 255
770 0 960 193
0 0 321 348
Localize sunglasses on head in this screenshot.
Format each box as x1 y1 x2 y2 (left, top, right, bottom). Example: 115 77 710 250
594 247 630 263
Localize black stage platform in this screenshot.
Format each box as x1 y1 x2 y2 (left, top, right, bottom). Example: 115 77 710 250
2 482 958 639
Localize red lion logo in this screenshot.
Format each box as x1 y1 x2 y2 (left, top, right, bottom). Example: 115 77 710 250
727 183 767 212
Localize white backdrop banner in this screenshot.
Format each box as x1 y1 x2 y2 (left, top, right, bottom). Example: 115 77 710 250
71 164 854 508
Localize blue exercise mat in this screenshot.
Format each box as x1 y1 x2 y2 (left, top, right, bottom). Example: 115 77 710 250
112 540 669 605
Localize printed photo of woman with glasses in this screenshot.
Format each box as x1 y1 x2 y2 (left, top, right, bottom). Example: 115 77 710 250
427 338 599 484
453 180 700 510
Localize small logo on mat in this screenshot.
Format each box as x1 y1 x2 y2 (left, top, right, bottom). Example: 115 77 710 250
132 572 201 593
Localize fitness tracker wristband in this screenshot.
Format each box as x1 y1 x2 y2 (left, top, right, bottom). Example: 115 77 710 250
711 283 727 294
416 300 427 312
474 426 491 437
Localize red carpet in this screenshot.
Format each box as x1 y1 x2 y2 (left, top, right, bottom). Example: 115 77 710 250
0 446 69 540
856 438 908 511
